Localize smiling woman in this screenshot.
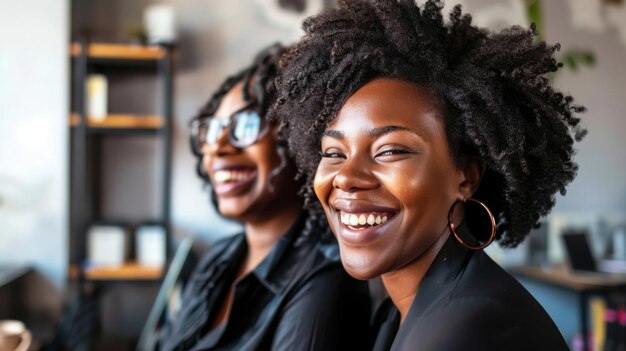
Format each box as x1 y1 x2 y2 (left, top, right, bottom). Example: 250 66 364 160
158 43 372 351
314 79 471 281
271 0 585 350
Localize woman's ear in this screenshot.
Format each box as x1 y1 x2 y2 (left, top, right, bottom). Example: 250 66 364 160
458 157 485 198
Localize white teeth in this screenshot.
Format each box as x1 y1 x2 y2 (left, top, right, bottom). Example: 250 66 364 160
350 214 359 226
214 170 231 183
213 170 253 184
358 215 366 225
341 213 350 224
339 211 391 227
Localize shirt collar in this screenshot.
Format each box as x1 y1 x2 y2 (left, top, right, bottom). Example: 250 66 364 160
250 213 309 294
214 233 248 270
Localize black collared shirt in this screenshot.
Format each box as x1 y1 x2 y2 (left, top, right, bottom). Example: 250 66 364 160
372 226 568 351
159 215 372 351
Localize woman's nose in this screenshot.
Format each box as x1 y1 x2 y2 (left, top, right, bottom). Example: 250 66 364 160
332 155 378 192
207 127 238 157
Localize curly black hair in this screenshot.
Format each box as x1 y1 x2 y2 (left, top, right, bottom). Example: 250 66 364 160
269 0 586 247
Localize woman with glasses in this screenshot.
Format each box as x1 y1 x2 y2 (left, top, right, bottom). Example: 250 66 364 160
158 44 371 351
271 1 585 350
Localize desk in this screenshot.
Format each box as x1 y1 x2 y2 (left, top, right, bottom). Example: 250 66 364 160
511 265 626 351
0 266 32 319
0 266 31 287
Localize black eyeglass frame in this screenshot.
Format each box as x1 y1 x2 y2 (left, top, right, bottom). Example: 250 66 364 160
190 102 269 154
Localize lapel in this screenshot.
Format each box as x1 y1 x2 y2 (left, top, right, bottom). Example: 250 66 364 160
389 224 475 350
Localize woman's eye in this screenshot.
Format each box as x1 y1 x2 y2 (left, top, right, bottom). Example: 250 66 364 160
375 148 411 158
320 150 345 159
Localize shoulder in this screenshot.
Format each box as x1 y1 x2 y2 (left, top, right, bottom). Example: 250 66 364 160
452 251 549 315
425 252 567 350
446 295 566 350
397 294 568 351
457 251 566 332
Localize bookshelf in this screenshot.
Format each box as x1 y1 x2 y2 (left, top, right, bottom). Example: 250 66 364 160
68 41 174 283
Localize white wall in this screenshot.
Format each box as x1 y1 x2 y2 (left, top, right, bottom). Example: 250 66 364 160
545 0 626 214
0 0 69 287
538 0 626 267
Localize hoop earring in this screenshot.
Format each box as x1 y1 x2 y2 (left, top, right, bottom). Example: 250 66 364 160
448 198 496 250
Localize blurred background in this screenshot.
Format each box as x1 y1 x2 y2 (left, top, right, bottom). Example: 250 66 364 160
0 0 625 350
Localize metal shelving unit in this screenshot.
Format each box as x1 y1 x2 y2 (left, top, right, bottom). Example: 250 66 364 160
68 41 174 283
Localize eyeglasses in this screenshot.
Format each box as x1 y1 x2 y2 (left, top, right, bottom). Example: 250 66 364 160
190 107 268 153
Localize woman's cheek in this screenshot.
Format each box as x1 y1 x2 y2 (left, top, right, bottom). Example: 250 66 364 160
313 164 335 204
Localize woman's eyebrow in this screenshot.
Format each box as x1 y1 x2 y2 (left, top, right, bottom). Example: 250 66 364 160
367 125 425 140
322 130 344 139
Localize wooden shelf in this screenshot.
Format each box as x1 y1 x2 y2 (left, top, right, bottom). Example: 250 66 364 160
69 263 163 281
70 113 164 129
71 42 166 60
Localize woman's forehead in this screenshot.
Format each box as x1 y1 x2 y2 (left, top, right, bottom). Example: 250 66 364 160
214 83 247 119
328 78 443 133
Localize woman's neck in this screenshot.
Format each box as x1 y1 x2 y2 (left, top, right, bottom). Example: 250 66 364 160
240 202 302 276
381 231 450 323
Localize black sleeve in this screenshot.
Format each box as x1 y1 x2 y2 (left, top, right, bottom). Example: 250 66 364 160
270 266 372 351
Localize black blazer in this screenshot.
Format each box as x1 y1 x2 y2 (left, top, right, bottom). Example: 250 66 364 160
372 229 568 351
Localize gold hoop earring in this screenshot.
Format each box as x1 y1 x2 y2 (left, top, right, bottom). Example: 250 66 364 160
448 198 496 250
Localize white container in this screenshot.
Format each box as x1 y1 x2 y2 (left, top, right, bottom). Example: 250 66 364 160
144 5 176 45
136 225 166 267
87 225 127 267
86 74 107 121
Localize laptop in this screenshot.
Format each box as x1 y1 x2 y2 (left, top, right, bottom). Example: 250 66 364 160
561 231 598 272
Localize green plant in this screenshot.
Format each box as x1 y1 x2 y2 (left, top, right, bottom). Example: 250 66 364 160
525 0 595 76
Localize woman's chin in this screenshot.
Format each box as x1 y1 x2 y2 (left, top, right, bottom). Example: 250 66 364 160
217 203 249 222
340 252 382 280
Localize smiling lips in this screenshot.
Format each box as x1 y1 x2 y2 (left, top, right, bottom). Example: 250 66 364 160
212 167 257 195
